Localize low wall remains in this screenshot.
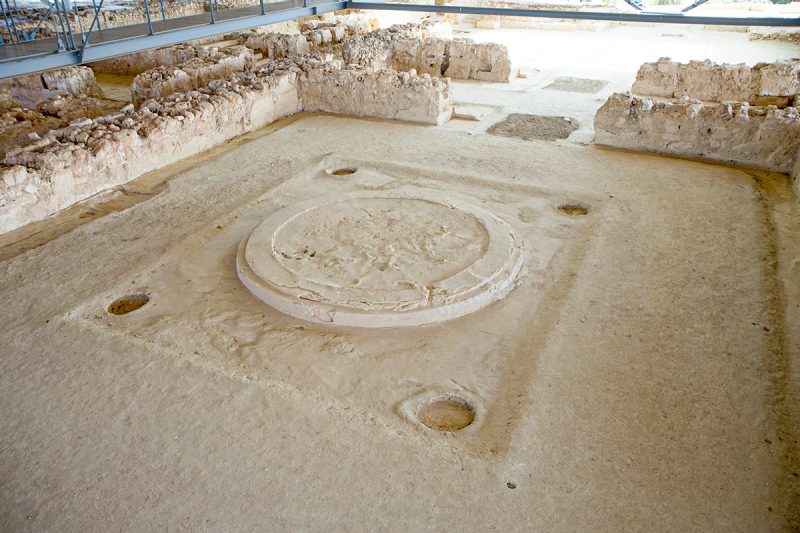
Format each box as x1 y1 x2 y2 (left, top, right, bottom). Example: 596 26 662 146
0 66 102 108
241 32 310 59
594 93 800 174
131 47 256 105
343 23 510 82
300 68 452 125
0 60 452 233
632 57 800 106
91 45 199 76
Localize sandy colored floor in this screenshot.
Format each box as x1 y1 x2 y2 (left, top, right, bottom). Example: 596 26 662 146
1 23 800 531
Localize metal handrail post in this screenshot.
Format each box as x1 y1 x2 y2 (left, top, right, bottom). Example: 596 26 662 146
89 0 101 29
59 0 76 49
143 0 153 34
81 0 104 47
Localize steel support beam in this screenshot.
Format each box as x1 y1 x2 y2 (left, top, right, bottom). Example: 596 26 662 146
347 1 800 26
0 2 346 78
80 3 345 61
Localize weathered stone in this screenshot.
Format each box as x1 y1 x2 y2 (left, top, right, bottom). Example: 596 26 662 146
594 92 800 174
131 47 255 106
0 56 452 233
632 57 800 104
343 23 510 82
300 67 451 125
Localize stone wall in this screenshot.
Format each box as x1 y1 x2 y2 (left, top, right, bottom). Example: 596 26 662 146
0 66 102 108
343 22 510 82
0 60 452 233
632 57 800 106
241 32 310 59
594 93 800 174
91 45 198 76
131 47 256 105
300 68 452 125
0 69 301 234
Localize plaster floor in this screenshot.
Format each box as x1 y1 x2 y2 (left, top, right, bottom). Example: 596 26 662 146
1 24 800 532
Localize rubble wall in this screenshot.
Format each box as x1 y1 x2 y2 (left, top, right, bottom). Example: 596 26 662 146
0 71 301 234
594 93 800 174
131 47 255 105
241 33 310 59
91 45 198 75
343 23 509 82
300 68 452 125
632 58 800 104
0 62 453 233
0 66 102 108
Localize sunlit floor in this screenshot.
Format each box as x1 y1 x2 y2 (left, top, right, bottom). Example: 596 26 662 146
1 22 799 531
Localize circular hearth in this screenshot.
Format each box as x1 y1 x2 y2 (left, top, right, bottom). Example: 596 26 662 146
236 191 524 328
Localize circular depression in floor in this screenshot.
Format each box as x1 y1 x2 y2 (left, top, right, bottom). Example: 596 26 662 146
107 293 150 315
557 202 588 216
236 190 524 328
418 396 476 431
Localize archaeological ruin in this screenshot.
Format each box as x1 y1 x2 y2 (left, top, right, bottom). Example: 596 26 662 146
0 0 799 530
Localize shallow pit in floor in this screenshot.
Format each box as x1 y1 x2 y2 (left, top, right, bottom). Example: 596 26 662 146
544 76 609 94
418 396 476 431
487 114 579 141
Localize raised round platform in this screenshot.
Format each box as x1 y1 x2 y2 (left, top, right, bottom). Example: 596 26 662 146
236 190 524 328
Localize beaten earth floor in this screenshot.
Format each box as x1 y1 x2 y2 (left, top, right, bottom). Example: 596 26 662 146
1 24 800 531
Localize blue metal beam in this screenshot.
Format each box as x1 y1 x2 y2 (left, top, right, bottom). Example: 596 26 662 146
80 3 346 62
0 2 347 78
346 1 800 26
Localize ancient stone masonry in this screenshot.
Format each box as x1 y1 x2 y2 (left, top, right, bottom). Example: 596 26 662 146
0 67 122 161
632 57 800 106
1 67 301 234
131 46 257 106
341 21 452 72
0 58 452 233
241 32 310 60
91 45 199 76
596 58 800 174
0 66 103 109
300 67 452 125
594 94 800 174
299 14 374 47
343 22 510 82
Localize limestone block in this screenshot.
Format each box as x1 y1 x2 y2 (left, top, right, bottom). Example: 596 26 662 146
391 40 421 73
415 39 447 77
631 57 678 98
675 60 755 102
756 60 800 97
345 24 509 83
444 40 510 82
594 92 800 174
0 66 101 108
41 66 103 99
